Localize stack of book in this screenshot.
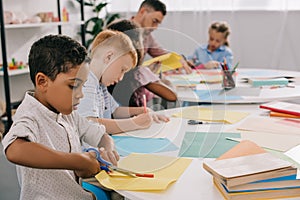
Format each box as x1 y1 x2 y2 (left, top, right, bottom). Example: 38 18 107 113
203 140 300 199
247 77 289 87
260 101 300 118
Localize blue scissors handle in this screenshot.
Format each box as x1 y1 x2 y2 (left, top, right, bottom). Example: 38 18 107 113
84 147 112 172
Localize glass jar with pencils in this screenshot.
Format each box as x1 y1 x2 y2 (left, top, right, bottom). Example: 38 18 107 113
222 70 236 89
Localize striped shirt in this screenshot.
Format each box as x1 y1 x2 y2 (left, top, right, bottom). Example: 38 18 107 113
78 71 119 119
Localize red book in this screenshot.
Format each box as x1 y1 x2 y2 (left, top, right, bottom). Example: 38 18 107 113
260 101 300 117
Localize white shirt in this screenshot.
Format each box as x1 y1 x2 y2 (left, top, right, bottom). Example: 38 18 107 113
2 92 106 200
77 71 119 119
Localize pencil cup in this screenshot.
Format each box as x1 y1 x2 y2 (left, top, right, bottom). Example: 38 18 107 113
222 70 236 89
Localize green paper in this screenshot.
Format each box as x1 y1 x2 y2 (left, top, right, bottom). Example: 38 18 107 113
178 132 240 158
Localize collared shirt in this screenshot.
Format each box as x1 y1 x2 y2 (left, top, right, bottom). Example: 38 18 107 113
77 71 119 119
2 92 106 200
188 44 233 69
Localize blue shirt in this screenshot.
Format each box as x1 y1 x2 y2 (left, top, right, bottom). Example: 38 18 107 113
77 71 119 119
188 44 233 69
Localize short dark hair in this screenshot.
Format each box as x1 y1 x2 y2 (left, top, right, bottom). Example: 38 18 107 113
140 0 167 16
28 35 88 86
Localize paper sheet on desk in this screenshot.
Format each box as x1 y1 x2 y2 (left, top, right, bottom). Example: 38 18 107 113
117 117 183 138
194 90 244 101
95 153 192 191
112 136 178 156
236 116 300 135
285 145 300 178
178 132 240 158
169 73 222 84
172 107 249 124
226 131 300 152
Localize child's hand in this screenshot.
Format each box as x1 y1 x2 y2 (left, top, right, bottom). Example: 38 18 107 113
151 113 170 123
204 61 220 69
148 61 161 74
74 152 101 178
146 108 170 123
133 112 153 129
180 58 193 74
98 147 119 167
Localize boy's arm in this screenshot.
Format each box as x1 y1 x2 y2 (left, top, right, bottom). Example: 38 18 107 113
145 80 177 102
113 106 145 118
113 107 170 124
5 138 100 178
89 115 152 135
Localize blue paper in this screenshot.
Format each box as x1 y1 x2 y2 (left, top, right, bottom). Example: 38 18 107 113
112 136 178 156
194 89 243 101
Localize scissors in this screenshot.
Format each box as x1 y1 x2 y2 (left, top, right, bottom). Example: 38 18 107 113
84 147 154 178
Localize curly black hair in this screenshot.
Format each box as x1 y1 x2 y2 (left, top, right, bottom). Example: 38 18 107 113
28 35 88 86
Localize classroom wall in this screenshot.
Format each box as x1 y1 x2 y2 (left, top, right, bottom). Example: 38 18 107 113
147 10 300 71
1 4 300 71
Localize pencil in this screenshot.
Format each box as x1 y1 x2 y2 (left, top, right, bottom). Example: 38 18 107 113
143 94 147 113
232 62 239 72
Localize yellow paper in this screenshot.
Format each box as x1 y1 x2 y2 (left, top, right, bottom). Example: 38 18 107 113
172 106 249 124
95 153 192 191
142 52 182 73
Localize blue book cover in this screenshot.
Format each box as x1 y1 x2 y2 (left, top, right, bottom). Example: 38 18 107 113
249 77 289 87
225 174 300 193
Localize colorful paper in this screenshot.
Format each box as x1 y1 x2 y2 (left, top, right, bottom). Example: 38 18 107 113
178 132 240 158
112 136 178 156
172 106 249 124
95 153 192 191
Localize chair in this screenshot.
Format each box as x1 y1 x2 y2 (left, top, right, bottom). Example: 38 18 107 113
81 181 110 200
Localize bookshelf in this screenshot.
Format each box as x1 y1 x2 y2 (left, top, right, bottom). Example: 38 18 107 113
0 0 86 131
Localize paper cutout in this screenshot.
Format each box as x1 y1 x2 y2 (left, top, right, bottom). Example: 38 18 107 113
172 106 249 124
95 153 192 191
112 136 178 156
142 52 182 73
178 132 240 158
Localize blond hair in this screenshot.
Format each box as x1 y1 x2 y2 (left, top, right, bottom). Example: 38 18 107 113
91 30 138 68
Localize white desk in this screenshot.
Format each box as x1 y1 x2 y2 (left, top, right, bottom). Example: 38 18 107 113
116 104 270 200
167 68 300 104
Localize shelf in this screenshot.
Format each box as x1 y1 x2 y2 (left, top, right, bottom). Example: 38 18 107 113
4 21 85 29
0 68 30 76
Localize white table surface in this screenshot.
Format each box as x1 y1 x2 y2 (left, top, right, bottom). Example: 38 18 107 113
166 68 300 104
116 104 275 200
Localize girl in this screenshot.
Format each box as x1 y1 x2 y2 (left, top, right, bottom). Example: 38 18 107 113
189 21 233 69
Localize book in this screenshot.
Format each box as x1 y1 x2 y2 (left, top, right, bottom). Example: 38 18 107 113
247 77 289 87
142 52 182 73
226 174 300 192
213 177 300 200
260 101 300 117
203 140 295 187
